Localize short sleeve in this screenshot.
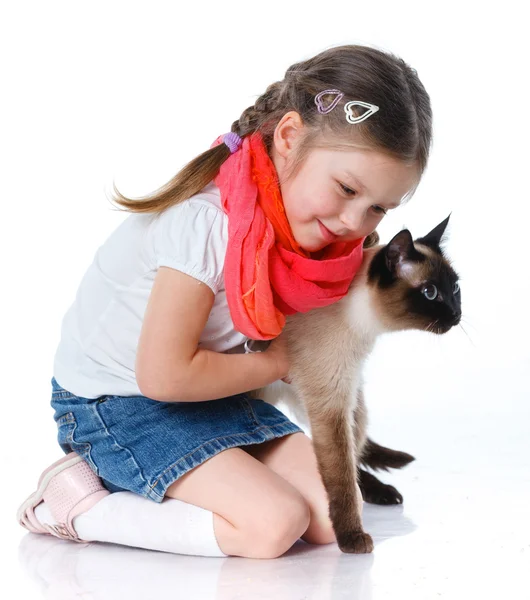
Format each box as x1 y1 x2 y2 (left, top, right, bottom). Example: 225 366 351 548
148 199 228 294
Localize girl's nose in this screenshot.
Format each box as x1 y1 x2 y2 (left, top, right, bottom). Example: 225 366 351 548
339 208 365 233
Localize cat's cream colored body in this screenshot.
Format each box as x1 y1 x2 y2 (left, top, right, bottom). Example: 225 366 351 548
253 267 383 435
248 218 459 554
256 379 311 431
246 240 433 554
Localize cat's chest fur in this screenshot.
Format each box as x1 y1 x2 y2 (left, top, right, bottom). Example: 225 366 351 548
254 286 380 430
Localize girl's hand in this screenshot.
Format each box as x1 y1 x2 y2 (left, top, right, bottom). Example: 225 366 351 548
265 333 291 383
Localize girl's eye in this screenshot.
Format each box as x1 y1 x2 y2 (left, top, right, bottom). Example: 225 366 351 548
372 205 388 215
339 184 387 216
340 183 356 196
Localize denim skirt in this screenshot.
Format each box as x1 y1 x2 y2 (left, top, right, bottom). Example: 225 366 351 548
50 377 303 503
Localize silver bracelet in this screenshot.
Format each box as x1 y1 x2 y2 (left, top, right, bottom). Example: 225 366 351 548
244 339 271 354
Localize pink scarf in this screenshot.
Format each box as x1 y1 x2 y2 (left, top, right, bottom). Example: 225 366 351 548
212 132 365 340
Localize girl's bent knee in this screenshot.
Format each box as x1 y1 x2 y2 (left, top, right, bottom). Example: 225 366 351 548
252 496 311 559
302 519 337 545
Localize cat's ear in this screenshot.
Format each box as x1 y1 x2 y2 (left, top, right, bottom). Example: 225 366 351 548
415 213 451 250
385 228 415 274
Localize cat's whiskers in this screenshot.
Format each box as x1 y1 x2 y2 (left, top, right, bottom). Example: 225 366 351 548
457 321 476 347
426 319 439 334
459 315 479 333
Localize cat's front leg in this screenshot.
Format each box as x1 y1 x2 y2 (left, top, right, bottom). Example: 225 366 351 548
303 392 373 554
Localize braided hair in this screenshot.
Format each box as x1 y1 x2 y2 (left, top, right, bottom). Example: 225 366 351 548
111 42 431 252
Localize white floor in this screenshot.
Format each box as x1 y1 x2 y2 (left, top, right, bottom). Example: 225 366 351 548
8 385 529 600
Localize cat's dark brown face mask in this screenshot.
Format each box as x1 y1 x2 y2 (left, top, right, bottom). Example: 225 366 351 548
367 214 461 335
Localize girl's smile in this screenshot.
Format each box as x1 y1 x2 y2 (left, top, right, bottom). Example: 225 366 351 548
270 112 420 253
318 220 340 244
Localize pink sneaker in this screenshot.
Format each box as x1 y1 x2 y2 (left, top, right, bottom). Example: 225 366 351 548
17 452 110 543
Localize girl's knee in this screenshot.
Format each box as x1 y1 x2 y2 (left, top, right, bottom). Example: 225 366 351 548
250 493 311 558
302 516 337 545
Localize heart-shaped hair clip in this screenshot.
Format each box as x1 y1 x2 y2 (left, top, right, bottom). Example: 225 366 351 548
344 100 379 124
314 89 379 124
314 89 344 115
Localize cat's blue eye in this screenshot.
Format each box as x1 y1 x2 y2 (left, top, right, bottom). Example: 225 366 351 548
422 284 438 301
453 281 460 294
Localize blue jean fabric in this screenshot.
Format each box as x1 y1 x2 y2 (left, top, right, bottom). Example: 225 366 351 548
50 377 303 503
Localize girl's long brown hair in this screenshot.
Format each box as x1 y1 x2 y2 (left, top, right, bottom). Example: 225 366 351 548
110 44 433 249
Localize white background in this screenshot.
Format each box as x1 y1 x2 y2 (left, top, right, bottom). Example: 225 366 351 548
2 1 529 599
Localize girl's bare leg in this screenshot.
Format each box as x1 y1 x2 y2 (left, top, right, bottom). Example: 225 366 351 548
165 443 311 559
243 432 337 545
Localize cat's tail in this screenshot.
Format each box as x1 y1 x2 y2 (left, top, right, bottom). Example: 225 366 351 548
360 438 415 471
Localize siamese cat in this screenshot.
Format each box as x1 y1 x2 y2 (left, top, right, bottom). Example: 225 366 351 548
254 215 461 554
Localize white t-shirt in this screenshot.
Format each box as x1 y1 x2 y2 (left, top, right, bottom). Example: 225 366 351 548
53 181 248 399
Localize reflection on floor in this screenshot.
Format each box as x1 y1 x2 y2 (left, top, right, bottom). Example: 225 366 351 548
14 404 530 600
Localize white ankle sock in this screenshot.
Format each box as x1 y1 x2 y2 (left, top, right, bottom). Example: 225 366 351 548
34 491 228 557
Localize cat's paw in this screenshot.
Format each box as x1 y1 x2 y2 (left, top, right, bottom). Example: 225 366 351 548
337 531 374 554
364 483 403 505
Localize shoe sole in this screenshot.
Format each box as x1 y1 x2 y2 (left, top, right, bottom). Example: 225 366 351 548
16 453 84 525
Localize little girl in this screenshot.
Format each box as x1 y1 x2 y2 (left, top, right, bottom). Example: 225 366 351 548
17 44 431 559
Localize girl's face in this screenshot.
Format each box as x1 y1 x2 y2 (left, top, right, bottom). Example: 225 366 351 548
271 113 419 253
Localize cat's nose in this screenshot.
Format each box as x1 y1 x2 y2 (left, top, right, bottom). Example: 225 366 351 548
451 310 461 324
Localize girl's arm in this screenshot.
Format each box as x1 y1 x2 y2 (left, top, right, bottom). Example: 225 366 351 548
136 267 287 402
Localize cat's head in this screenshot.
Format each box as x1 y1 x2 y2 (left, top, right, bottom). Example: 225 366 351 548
362 215 461 335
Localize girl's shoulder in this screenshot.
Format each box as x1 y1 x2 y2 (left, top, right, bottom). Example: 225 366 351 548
147 181 228 294
180 181 223 213
150 180 225 231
